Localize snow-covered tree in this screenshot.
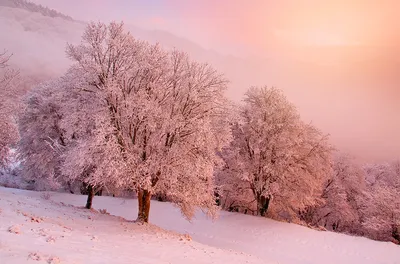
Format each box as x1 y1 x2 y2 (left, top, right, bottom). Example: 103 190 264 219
364 162 400 188
361 162 400 243
301 153 365 232
218 87 332 219
66 21 231 222
59 68 126 209
18 79 68 190
18 71 123 208
298 157 400 243
0 50 20 168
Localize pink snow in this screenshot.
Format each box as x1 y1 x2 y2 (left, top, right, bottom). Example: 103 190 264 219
1 186 399 264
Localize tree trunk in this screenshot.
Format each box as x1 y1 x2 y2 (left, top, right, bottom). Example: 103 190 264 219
136 188 151 223
257 194 271 217
67 181 74 194
392 224 400 243
214 190 221 206
85 184 95 209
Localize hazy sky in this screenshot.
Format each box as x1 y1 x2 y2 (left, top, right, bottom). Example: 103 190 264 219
33 0 400 56
18 0 400 161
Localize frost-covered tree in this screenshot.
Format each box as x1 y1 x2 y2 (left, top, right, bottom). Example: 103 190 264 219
0 50 20 168
18 79 68 190
299 157 400 243
301 153 365 232
18 72 122 208
361 162 400 243
66 21 231 222
364 162 400 188
218 87 332 219
59 68 126 209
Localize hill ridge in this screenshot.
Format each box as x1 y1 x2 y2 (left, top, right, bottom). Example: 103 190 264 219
0 0 73 21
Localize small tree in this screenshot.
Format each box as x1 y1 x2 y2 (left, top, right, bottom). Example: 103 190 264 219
218 87 332 219
66 21 231 222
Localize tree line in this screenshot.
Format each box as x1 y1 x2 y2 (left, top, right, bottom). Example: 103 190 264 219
0 21 398 244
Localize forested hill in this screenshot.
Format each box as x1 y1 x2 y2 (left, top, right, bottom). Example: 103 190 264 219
0 0 73 21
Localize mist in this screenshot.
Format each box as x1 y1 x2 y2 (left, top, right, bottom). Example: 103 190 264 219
1 0 399 162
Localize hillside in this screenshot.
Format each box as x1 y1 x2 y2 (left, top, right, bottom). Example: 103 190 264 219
0 5 82 77
0 0 72 20
0 187 267 264
0 187 399 264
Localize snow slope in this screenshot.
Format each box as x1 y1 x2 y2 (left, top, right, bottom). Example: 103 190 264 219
0 187 266 264
1 187 399 264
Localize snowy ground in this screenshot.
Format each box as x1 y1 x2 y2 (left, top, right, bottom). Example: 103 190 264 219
0 187 399 264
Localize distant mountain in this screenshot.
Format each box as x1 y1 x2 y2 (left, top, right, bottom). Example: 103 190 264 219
0 0 265 100
0 5 83 77
0 0 72 20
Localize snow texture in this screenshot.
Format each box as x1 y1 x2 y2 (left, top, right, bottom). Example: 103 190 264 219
0 186 399 264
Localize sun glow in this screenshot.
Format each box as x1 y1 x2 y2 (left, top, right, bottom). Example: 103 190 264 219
273 28 361 47
301 30 361 46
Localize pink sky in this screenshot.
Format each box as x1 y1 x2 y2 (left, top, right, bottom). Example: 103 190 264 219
168 0 399 51
26 0 400 161
33 0 400 55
